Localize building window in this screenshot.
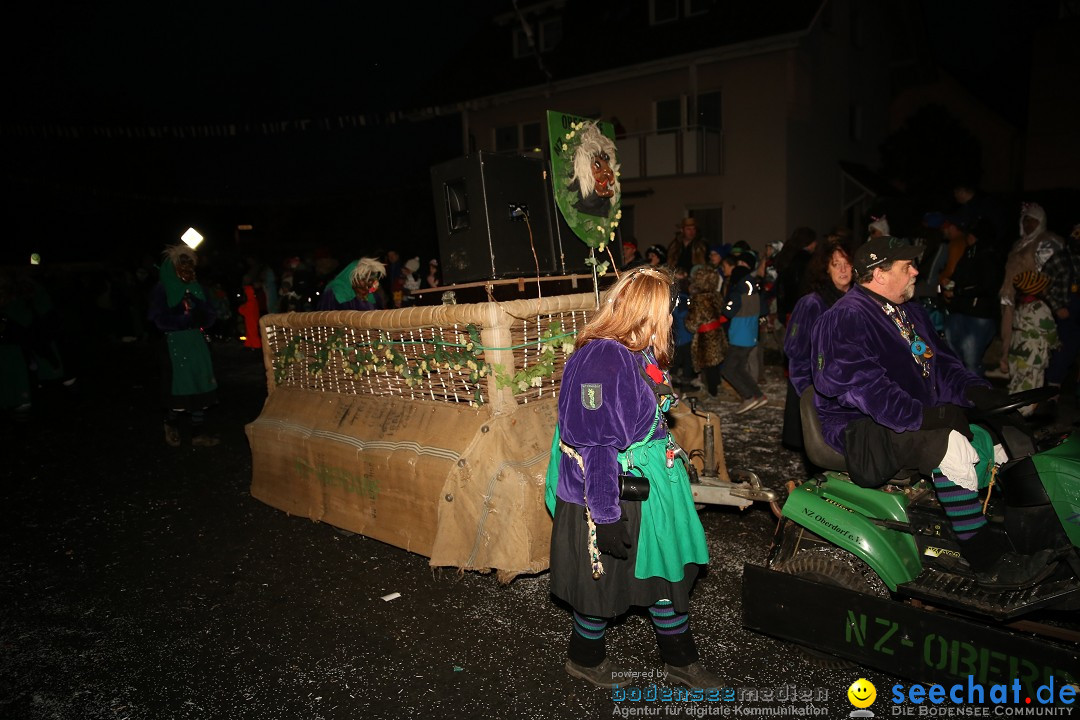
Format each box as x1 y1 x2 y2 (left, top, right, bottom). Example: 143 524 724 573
513 27 532 58
495 125 519 153
697 90 722 130
539 18 562 52
656 97 682 133
685 0 712 18
521 122 542 152
513 17 560 57
650 0 679 25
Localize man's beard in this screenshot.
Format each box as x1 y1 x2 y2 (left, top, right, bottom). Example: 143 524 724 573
900 282 915 302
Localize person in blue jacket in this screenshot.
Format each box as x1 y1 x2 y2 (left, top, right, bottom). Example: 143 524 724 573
719 252 766 413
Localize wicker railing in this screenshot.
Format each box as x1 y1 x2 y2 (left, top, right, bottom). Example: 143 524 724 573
259 294 598 413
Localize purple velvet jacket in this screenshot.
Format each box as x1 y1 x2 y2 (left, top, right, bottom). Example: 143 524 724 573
556 338 664 524
784 291 828 397
811 285 983 452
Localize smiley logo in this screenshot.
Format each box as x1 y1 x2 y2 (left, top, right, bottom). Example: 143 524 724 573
848 678 876 708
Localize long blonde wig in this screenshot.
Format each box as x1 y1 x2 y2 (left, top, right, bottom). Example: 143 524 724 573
576 266 674 367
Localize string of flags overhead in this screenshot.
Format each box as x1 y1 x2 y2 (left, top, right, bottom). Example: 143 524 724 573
0 106 454 141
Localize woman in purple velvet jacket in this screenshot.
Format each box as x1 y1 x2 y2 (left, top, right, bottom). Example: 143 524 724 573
544 266 719 691
781 240 854 450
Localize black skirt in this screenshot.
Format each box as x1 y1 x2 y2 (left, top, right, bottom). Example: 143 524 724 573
549 498 699 618
781 380 803 450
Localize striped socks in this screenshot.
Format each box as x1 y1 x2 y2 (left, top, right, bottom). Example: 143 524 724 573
568 611 609 667
648 600 689 635
931 470 988 540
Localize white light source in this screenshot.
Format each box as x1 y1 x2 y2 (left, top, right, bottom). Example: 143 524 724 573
181 227 204 249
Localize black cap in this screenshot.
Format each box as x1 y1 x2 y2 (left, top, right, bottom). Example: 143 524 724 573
852 236 923 276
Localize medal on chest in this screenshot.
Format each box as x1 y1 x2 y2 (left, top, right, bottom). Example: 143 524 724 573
882 302 932 378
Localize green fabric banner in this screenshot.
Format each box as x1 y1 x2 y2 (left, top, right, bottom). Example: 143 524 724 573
546 111 622 253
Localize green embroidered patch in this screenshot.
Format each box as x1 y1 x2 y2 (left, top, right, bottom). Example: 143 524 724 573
816 352 824 371
581 383 603 410
788 322 799 339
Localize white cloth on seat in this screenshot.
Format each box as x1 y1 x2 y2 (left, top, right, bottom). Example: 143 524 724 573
939 430 980 491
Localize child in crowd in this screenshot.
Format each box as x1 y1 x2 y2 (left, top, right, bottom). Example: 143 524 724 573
719 254 767 413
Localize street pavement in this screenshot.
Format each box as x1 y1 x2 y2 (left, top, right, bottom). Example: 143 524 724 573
2 337 1075 719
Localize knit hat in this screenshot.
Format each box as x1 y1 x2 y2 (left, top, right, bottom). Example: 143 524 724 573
645 245 667 263
1013 270 1050 296
404 256 420 274
729 241 758 267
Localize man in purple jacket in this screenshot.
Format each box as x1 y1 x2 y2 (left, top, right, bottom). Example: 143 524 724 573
811 236 1054 589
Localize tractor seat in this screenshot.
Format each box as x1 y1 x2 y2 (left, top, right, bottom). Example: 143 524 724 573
800 385 917 486
800 386 847 472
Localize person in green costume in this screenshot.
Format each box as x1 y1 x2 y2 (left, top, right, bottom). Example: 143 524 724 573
147 245 219 447
545 265 722 690
316 257 386 311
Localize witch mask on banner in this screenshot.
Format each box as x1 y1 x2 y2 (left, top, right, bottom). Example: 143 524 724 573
547 111 622 267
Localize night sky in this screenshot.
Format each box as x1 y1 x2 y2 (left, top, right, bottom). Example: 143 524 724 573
0 1 1059 265
2 2 501 121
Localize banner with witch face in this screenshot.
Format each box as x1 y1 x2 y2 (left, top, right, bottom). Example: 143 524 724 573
547 111 622 253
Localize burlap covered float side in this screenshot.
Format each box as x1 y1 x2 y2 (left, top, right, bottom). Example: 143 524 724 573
245 293 727 579
246 295 596 580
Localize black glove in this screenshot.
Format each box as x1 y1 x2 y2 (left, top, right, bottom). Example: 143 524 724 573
190 308 208 327
964 384 1007 412
594 518 631 559
920 403 972 440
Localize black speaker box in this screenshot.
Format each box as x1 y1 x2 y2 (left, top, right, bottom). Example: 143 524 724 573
430 152 590 284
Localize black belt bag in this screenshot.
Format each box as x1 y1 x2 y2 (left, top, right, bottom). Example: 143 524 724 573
618 473 650 502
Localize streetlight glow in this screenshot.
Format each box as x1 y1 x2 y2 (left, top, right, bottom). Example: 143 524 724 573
181 227 204 249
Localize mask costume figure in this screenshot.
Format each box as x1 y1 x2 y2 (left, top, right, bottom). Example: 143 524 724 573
148 244 219 447
317 257 387 311
569 123 621 218
544 266 721 690
811 236 1056 589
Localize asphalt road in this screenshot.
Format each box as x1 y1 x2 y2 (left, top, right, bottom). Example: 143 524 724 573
2 337 1073 719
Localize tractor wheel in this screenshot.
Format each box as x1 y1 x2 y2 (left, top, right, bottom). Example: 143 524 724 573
773 547 890 670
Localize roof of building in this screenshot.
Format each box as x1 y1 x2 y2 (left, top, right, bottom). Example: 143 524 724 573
417 0 824 107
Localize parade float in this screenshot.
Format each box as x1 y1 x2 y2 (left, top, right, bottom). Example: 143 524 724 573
246 113 761 579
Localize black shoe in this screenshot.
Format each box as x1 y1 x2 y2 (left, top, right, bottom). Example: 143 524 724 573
975 549 1057 591
664 661 724 690
564 658 631 689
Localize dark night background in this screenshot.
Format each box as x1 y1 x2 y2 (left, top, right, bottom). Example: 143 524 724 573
0 0 1067 268
0 1 505 267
